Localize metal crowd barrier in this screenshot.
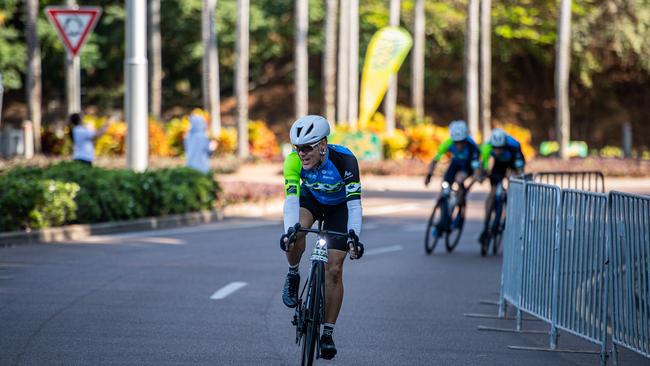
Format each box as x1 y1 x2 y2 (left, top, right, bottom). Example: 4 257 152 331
533 171 605 193
552 189 609 362
497 178 526 324
482 172 649 365
519 183 562 326
609 191 650 364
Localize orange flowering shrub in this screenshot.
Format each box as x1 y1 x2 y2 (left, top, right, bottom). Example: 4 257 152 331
248 120 280 159
165 116 191 157
149 118 170 156
217 127 237 155
403 124 449 162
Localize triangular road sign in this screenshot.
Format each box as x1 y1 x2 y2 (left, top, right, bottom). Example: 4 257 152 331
45 6 102 57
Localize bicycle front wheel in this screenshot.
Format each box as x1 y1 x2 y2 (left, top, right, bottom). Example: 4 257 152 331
445 203 465 252
424 201 444 255
301 263 324 366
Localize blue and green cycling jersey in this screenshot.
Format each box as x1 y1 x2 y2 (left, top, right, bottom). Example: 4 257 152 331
480 135 525 170
284 144 361 205
433 137 481 170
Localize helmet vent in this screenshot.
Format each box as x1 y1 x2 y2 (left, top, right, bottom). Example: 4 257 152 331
305 124 314 136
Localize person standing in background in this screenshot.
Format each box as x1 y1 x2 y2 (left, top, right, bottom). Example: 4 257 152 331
184 112 217 173
70 113 110 166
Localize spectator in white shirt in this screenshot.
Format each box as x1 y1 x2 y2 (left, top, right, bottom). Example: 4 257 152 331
184 113 217 174
70 113 109 166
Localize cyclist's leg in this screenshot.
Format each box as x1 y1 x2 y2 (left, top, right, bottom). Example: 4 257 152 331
322 203 349 325
482 178 498 236
453 166 470 205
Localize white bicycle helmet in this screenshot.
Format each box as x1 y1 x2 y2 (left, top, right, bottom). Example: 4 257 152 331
449 120 468 142
290 115 330 145
490 128 507 147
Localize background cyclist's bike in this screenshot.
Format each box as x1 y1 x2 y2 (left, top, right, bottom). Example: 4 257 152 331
284 222 360 366
480 180 507 256
424 179 477 254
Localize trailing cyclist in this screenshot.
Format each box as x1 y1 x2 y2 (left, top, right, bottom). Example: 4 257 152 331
478 128 525 244
279 115 364 360
424 120 482 204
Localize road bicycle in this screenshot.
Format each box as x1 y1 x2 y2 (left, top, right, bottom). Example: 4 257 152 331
285 222 360 366
424 178 478 254
480 180 507 256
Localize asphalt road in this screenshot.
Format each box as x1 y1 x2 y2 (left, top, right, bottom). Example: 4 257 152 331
1 189 648 366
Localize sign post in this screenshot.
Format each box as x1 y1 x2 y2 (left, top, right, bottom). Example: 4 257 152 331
45 6 101 114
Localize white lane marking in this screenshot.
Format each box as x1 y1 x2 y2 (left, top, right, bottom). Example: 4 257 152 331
364 203 426 216
364 245 404 256
210 282 248 300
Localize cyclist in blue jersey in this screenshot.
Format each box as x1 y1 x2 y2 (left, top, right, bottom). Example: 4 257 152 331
424 120 482 203
279 115 364 360
478 128 525 242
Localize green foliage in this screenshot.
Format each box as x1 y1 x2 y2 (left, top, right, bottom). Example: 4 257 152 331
0 177 79 231
0 162 219 231
0 0 27 90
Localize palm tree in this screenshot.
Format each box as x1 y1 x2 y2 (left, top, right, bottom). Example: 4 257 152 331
384 0 400 135
148 0 162 120
556 0 572 159
235 0 250 158
466 0 480 139
323 0 338 123
295 0 309 118
348 0 359 128
412 0 425 120
336 1 349 124
25 0 41 153
203 0 221 135
480 0 492 142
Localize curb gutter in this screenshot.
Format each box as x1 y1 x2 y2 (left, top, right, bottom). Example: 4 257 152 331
0 209 224 247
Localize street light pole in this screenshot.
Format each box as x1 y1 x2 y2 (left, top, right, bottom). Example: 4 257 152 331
125 0 149 171
66 0 81 114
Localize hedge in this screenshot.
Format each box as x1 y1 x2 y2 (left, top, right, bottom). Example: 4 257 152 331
0 162 219 232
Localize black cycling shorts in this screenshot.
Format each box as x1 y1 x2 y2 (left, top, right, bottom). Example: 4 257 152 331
443 159 474 184
300 188 349 251
490 161 516 186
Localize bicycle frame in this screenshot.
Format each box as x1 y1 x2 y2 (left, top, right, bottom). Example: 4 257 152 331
291 222 349 365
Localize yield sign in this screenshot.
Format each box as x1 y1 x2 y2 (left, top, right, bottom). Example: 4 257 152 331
45 6 102 57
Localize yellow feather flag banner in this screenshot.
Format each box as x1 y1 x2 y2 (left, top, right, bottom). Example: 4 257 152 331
358 26 413 130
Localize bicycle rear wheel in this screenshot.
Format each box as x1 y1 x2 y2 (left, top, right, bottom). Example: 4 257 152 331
424 201 444 254
491 200 507 255
301 263 324 366
445 203 465 252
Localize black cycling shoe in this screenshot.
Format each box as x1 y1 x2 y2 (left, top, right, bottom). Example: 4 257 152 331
282 272 300 308
320 334 337 360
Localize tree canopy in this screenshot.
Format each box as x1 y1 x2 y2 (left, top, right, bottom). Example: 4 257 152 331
1 0 648 147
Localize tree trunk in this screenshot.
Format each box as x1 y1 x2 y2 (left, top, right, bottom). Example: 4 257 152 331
348 0 359 128
412 0 425 120
203 0 221 135
480 0 492 142
384 0 400 135
148 0 162 120
336 1 349 125
466 0 480 139
323 0 338 123
25 0 41 153
235 0 250 158
295 0 309 119
556 0 572 160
